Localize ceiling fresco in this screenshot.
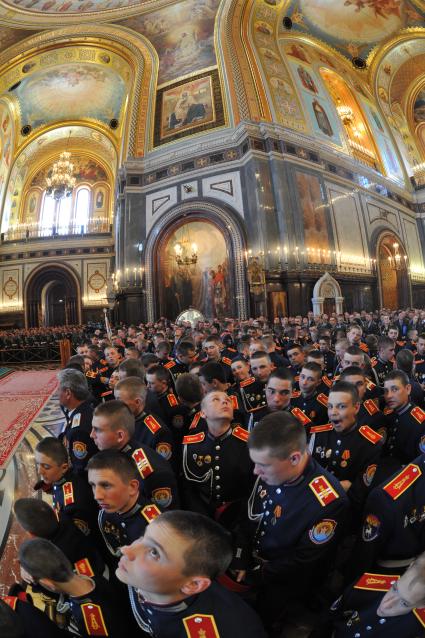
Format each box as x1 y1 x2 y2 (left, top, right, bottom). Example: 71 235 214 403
279 0 424 61
2 0 143 13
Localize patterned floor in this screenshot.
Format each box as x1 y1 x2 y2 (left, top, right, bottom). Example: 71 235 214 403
0 389 65 594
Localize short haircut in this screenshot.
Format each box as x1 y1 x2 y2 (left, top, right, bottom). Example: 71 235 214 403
340 366 366 380
156 341 171 354
35 437 68 465
67 355 85 367
348 324 362 333
261 335 275 348
176 341 196 356
203 335 221 346
14 498 59 537
125 346 139 354
231 355 249 366
335 338 349 348
345 345 364 358
267 368 293 384
115 376 147 401
141 354 160 367
87 450 139 483
248 412 307 459
57 368 90 401
301 361 322 377
388 324 399 334
384 369 410 386
156 511 232 578
199 362 226 384
306 350 324 362
395 350 414 375
0 598 25 638
318 335 331 344
329 381 359 404
19 538 74 583
249 351 271 363
145 364 170 384
175 373 203 404
287 343 303 354
118 358 145 379
378 336 395 350
93 400 135 436
418 333 425 342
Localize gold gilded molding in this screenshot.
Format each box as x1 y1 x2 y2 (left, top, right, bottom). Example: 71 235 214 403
367 27 425 88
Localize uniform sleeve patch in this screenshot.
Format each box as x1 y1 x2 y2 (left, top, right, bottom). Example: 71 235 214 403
363 464 377 487
183 614 220 638
73 441 88 459
156 442 172 460
308 519 337 545
362 514 381 542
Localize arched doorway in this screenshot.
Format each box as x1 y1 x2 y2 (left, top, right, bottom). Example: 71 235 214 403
311 272 344 315
25 264 81 327
144 202 248 322
377 234 410 309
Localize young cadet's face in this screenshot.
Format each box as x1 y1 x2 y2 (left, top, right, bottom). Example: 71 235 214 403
91 415 122 450
384 379 411 411
327 391 359 432
343 374 367 401
250 357 272 382
265 377 292 411
231 360 250 382
88 468 139 514
299 368 320 396
204 342 220 361
116 520 193 594
201 391 233 422
35 451 68 484
377 563 425 617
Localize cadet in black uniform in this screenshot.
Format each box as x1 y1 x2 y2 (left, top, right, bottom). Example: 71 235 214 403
329 555 425 637
14 498 104 578
114 376 174 462
346 453 425 582
229 355 267 417
145 364 185 430
233 412 350 632
163 340 198 388
34 437 97 536
371 336 395 386
180 391 253 526
340 367 388 435
116 510 267 637
18 539 130 638
291 361 329 426
318 335 336 377
90 399 179 509
0 596 64 638
87 450 161 565
248 368 294 430
309 381 383 514
203 335 234 383
286 343 306 383
57 368 98 473
383 370 425 465
198 362 247 425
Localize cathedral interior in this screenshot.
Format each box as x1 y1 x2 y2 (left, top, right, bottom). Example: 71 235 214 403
0 0 422 325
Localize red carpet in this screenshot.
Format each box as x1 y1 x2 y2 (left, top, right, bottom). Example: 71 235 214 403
0 370 58 468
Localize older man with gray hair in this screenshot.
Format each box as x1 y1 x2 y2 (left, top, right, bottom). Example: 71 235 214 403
57 368 97 474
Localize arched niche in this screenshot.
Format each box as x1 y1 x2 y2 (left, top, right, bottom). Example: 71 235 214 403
24 263 81 328
376 232 410 309
144 201 248 322
311 272 344 315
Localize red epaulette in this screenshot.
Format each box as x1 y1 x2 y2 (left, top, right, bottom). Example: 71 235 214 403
222 357 232 366
363 399 379 416
227 347 237 353
132 448 154 478
144 415 162 434
141 504 161 523
383 463 421 500
321 376 332 388
354 573 399 592
383 407 393 415
310 423 333 433
413 608 425 628
167 393 178 407
164 360 176 369
183 614 220 637
85 371 97 379
291 390 301 398
411 406 425 424
80 603 109 636
359 425 383 445
189 411 202 430
359 342 369 352
396 340 406 347
232 425 249 442
63 481 75 506
309 475 339 506
183 432 205 444
291 407 312 426
229 394 239 410
100 390 113 398
366 379 377 390
98 366 108 374
317 393 328 407
74 558 94 577
240 377 256 388
1 596 18 610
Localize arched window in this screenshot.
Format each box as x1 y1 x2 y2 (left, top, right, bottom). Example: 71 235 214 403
74 187 90 232
58 196 73 234
40 193 56 235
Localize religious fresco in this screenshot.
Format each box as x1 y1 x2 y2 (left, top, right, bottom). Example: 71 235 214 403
160 76 215 140
1 0 143 13
30 156 107 188
414 88 425 123
15 64 127 130
119 0 219 86
295 171 329 252
159 221 231 319
279 1 424 62
0 101 14 227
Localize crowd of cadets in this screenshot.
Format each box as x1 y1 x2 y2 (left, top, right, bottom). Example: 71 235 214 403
4 310 425 637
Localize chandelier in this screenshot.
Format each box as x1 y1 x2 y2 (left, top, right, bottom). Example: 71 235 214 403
46 133 76 200
336 99 354 125
174 227 198 266
388 243 407 272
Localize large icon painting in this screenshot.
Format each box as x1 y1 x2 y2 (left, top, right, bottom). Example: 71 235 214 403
159 220 232 319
